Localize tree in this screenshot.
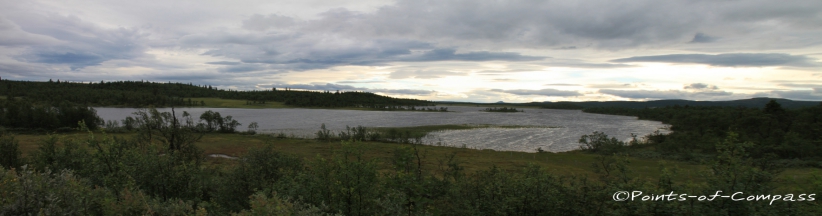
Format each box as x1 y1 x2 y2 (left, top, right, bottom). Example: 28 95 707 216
247 122 259 134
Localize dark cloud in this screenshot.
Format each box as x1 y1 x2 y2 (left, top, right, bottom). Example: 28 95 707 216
198 36 543 71
690 33 717 43
206 61 242 65
2 0 822 102
599 89 735 100
216 64 268 73
19 51 105 70
611 53 821 67
491 88 582 97
400 49 543 62
684 83 718 90
8 14 148 70
302 0 822 49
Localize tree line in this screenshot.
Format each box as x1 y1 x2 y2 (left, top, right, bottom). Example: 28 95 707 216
0 79 433 108
0 99 103 131
482 107 523 112
583 100 822 165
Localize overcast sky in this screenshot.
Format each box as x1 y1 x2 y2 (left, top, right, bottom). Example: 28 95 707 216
2 0 821 102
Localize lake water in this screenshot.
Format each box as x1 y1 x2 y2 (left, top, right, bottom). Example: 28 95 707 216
94 106 668 153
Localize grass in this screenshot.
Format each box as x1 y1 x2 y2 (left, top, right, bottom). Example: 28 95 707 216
9 131 820 191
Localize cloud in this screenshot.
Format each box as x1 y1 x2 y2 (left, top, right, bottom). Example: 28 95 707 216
372 89 435 96
389 69 466 79
534 58 634 69
2 0 822 103
299 0 822 49
336 80 384 84
0 17 60 47
216 64 269 73
544 83 581 86
242 14 298 31
491 88 582 97
611 53 821 68
777 83 822 88
399 49 543 62
191 33 541 71
689 33 717 43
492 78 516 82
684 83 718 90
206 61 241 65
9 14 148 70
599 89 736 100
587 83 639 89
770 89 822 101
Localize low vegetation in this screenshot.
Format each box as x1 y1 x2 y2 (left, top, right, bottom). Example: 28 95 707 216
583 100 822 167
481 107 523 112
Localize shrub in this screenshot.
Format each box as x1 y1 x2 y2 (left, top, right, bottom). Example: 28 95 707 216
578 131 627 154
0 134 21 170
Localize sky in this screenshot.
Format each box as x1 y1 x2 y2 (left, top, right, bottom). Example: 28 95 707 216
1 0 821 103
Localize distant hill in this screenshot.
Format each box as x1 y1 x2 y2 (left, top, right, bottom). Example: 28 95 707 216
527 98 821 109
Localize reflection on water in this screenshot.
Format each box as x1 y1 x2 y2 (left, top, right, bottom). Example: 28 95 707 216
94 106 668 153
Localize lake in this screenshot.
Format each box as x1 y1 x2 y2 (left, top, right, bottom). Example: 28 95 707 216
94 106 669 153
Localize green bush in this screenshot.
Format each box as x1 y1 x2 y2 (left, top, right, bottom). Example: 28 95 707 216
0 134 21 170
579 131 627 154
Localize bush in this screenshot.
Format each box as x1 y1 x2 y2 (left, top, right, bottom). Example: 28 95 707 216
0 166 111 215
0 134 21 170
578 131 627 154
213 145 303 213
316 123 333 141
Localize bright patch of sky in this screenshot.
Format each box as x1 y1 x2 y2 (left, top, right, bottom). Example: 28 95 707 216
1 0 821 102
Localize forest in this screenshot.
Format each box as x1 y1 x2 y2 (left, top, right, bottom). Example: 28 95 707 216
582 100 822 166
0 79 433 108
531 97 821 109
0 99 103 132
